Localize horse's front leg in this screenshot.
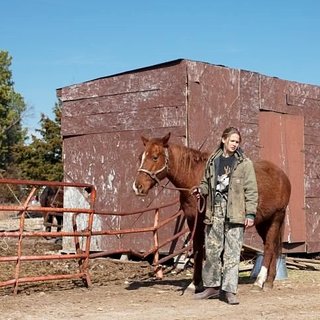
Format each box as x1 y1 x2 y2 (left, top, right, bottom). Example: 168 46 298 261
181 195 205 293
182 214 205 294
192 219 205 292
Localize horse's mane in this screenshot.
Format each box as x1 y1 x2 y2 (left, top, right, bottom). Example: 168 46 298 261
169 143 210 177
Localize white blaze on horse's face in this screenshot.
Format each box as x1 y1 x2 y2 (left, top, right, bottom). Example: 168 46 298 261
133 144 169 196
133 151 147 195
132 181 139 194
133 150 157 196
139 151 147 169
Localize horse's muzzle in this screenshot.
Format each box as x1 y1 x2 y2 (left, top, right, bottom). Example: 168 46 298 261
132 181 148 196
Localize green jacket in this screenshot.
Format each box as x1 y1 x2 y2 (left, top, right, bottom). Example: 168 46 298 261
199 148 258 225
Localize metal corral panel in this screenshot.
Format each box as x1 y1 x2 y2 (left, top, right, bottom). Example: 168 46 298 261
58 59 320 254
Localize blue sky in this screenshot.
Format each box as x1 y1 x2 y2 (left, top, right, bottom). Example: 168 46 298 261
2 0 320 135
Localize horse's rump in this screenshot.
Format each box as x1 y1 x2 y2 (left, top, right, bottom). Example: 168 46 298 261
254 160 291 224
40 186 64 233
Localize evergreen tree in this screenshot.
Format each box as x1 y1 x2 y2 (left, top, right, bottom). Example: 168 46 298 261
0 51 27 173
0 50 63 202
15 103 63 181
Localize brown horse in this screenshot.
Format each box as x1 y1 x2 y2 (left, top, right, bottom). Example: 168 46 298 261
40 186 64 234
133 132 291 292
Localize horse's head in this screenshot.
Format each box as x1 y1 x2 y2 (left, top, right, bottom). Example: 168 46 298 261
133 133 171 196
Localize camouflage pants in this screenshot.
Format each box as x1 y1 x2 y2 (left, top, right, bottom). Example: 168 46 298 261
202 201 244 293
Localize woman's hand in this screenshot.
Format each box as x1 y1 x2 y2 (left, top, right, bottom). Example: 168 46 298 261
245 217 255 229
190 187 201 199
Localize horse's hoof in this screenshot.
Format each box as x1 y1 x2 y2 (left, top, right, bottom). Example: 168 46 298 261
183 282 203 295
263 282 273 291
194 283 204 294
250 283 263 292
186 282 196 293
181 283 195 296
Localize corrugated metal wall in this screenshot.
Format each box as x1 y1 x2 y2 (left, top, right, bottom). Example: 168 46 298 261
57 59 320 254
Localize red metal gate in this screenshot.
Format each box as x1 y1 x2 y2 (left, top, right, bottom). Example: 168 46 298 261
0 179 194 294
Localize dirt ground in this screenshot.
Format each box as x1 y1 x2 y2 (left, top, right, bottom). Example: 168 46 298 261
0 218 320 320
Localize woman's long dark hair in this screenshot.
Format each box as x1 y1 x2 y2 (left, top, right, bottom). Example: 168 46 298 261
219 127 242 149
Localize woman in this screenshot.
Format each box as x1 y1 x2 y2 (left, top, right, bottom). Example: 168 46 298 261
192 127 258 305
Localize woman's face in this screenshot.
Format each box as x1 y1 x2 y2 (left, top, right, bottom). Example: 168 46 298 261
222 133 240 156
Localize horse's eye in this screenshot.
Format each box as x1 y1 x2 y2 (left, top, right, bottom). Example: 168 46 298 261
152 156 158 162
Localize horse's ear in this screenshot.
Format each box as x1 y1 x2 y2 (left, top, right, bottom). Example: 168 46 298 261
162 132 171 147
141 135 149 146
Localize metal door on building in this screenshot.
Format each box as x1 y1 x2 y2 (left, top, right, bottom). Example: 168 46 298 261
259 111 305 251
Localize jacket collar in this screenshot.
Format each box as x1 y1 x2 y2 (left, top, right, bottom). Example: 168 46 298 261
210 147 245 163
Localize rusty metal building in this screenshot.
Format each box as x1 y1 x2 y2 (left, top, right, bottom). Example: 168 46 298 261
57 59 320 254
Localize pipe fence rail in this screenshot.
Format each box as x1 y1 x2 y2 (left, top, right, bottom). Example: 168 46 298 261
0 179 195 295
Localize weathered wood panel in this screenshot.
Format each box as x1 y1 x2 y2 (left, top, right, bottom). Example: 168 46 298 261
305 198 320 252
61 88 184 118
187 61 243 152
63 129 186 252
60 61 189 252
60 62 187 137
61 105 186 136
58 60 186 102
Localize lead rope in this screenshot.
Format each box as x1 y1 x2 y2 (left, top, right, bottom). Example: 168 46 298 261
158 182 206 213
